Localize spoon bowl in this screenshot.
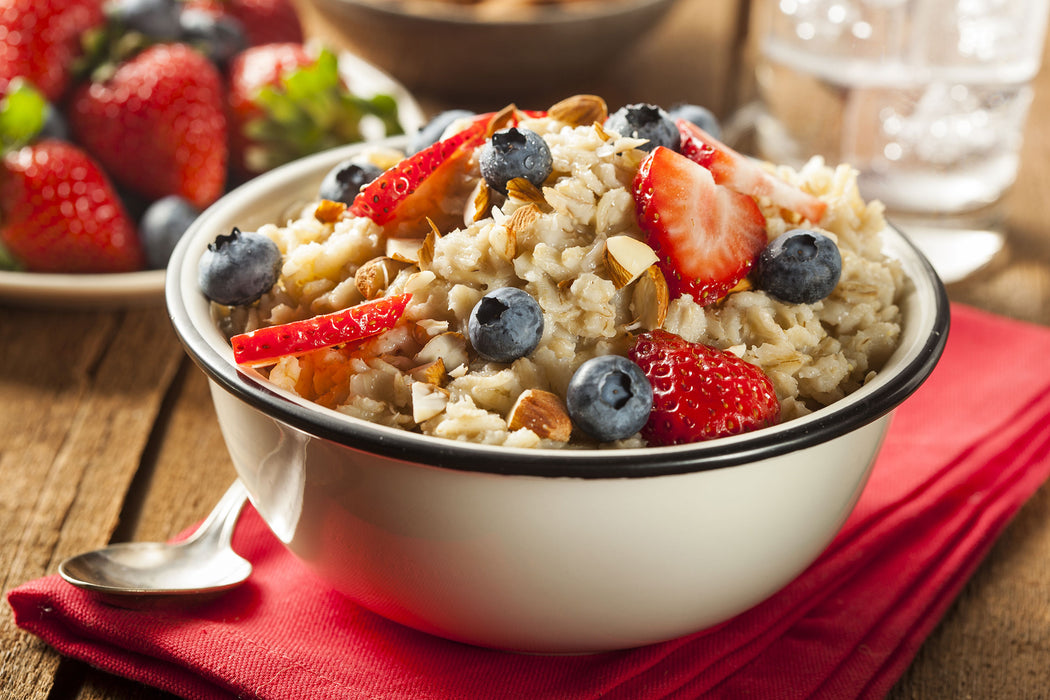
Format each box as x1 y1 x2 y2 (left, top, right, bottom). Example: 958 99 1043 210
59 481 251 596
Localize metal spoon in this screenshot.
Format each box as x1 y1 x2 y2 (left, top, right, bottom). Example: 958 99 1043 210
59 480 252 596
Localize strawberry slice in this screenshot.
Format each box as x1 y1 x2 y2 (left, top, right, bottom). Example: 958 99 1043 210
633 146 768 306
231 293 411 367
349 115 489 229
349 108 547 231
677 119 827 224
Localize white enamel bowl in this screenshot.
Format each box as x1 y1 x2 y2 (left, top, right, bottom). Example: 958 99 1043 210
166 139 949 654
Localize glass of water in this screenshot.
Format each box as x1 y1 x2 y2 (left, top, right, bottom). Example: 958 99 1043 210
749 0 1050 281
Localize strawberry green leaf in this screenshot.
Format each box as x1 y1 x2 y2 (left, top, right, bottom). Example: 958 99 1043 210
73 24 153 85
0 79 47 153
243 47 403 174
0 240 22 271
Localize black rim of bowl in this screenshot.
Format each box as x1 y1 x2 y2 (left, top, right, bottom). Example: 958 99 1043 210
166 145 951 480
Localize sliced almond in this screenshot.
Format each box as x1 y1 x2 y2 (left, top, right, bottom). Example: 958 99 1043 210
314 199 347 223
403 270 436 298
354 256 412 299
410 357 447 386
386 238 424 262
466 179 493 224
489 224 516 262
604 235 659 289
417 225 441 269
549 94 608 127
412 381 450 423
486 103 519 136
630 265 669 330
414 331 469 371
506 202 541 234
497 203 542 260
506 177 546 206
507 389 572 442
414 318 450 339
727 277 753 294
425 216 442 238
593 120 614 142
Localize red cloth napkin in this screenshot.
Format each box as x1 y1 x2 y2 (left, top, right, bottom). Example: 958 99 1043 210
10 303 1050 700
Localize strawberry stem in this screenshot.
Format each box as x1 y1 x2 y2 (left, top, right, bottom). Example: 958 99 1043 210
0 240 20 271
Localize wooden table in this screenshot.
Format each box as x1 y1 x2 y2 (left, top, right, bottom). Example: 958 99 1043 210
3 1 1050 697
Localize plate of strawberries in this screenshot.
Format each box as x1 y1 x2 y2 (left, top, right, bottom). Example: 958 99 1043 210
0 0 423 308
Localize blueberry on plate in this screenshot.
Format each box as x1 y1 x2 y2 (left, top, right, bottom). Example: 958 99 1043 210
754 228 842 304
141 195 200 269
566 355 653 442
318 158 384 205
107 0 182 40
478 127 553 195
178 8 248 67
408 109 475 154
667 103 722 140
38 102 70 142
604 103 679 152
468 287 544 363
198 227 282 306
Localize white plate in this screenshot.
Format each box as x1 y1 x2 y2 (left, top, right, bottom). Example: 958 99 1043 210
0 51 425 310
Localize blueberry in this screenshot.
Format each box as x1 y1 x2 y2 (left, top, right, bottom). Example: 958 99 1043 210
478 127 552 195
408 109 475 154
468 287 544 363
566 355 653 442
604 104 679 152
141 195 200 269
178 8 247 67
38 103 70 142
198 227 282 306
318 158 383 204
754 229 842 304
668 103 722 140
107 0 182 40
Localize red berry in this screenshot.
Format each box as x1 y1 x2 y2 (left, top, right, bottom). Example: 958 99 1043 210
350 114 490 229
677 119 827 224
226 42 313 178
231 293 412 366
633 146 768 305
0 140 144 273
0 0 105 101
628 330 780 446
184 0 304 46
69 43 228 209
226 43 401 180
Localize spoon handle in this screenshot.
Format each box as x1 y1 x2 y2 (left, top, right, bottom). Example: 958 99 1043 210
185 480 250 550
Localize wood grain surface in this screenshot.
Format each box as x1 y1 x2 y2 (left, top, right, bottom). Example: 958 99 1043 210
2 1 1049 698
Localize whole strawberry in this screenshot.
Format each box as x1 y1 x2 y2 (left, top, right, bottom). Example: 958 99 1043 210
183 0 304 46
69 43 228 209
628 330 780 446
0 0 105 101
227 43 400 180
0 140 143 272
